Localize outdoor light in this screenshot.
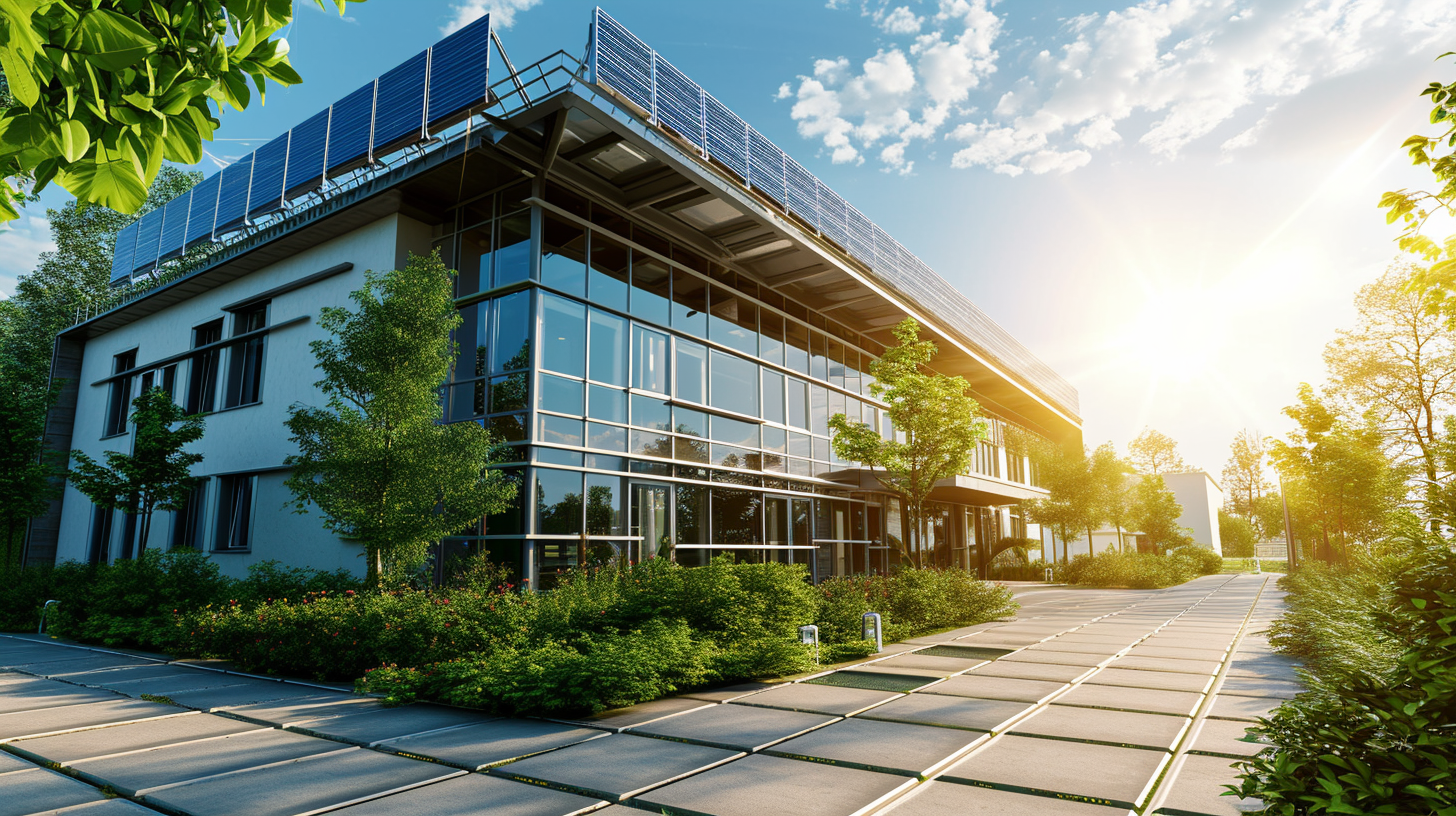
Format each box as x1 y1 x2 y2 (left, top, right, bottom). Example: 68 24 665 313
38 600 59 635
798 624 819 664
861 612 883 653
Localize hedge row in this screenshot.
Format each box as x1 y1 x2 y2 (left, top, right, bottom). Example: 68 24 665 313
1061 547 1222 589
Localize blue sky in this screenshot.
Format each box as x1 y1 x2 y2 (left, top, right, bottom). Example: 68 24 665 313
6 0 1456 479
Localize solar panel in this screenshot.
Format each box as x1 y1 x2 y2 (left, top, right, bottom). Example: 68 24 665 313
427 12 491 128
654 56 701 149
158 192 191 260
284 109 329 199
185 172 221 247
131 208 164 272
784 158 818 229
247 133 290 218
327 82 376 175
818 184 848 248
746 127 783 206
704 95 747 179
594 9 652 112
373 52 428 152
214 154 254 232
111 222 138 282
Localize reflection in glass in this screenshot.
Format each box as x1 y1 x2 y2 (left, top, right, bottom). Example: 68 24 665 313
589 233 630 311
490 372 528 413
540 414 584 447
495 212 530 287
536 469 583 534
632 326 669 394
760 312 785 367
675 339 707 404
710 414 759 448
712 487 761 543
588 385 626 423
789 431 812 458
766 497 789 545
585 474 622 535
762 371 785 425
810 385 829 435
712 444 757 470
492 291 530 372
631 394 671 430
588 309 627 386
631 430 673 458
676 483 708 545
710 351 759 417
542 215 587 297
671 269 707 337
541 294 585 377
674 436 709 463
827 339 845 388
485 467 525 534
630 253 672 326
586 422 627 452
539 374 584 414
788 378 808 430
673 406 707 438
762 425 787 453
456 224 492 296
786 321 810 375
710 286 758 356
811 331 828 381
490 413 527 443
455 302 486 379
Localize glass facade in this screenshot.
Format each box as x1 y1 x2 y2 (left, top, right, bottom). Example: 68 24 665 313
432 182 1044 589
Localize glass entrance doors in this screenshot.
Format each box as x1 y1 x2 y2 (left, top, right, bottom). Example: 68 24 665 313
630 482 671 560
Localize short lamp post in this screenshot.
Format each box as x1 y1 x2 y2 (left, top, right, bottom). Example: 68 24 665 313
39 600 59 635
798 624 819 664
861 612 883 654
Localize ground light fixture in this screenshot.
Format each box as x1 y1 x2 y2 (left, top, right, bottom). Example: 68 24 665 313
862 612 883 653
798 624 819 664
38 600 59 635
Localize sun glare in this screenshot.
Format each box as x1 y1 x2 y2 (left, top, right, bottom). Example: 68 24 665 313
1126 287 1229 384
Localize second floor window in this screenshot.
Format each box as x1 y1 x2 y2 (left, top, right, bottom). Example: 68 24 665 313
187 319 223 414
214 474 254 551
224 304 268 408
103 350 137 437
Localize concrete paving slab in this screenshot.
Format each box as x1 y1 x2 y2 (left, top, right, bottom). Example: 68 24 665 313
54 664 204 686
1108 656 1221 675
563 696 712 731
1187 718 1273 758
634 752 914 816
999 650 1108 668
1009 705 1189 751
917 675 1066 704
97 673 252 694
679 682 777 702
9 712 262 763
141 746 461 816
627 702 835 752
1141 636 1233 650
0 686 120 714
1223 655 1301 682
7 654 157 677
940 734 1168 809
0 767 104 815
955 634 1047 648
883 779 1134 815
162 682 321 711
377 717 607 770
1213 676 1301 700
289 704 492 745
1024 640 1129 656
1207 695 1279 722
488 733 740 801
732 684 901 716
1151 753 1264 815
965 660 1093 683
321 772 606 816
875 653 985 673
913 644 1013 661
767 716 984 776
47 799 160 815
0 750 33 775
1051 683 1204 716
857 693 1030 733
1085 668 1212 693
1127 646 1228 662
69 727 347 795
217 694 382 727
0 698 184 742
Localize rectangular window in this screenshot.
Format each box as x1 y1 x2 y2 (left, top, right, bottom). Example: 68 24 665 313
629 253 672 326
588 309 627 386
541 215 587 297
456 301 487 379
456 223 492 297
88 505 113 565
760 312 786 367
709 286 758 356
539 374 584 414
224 304 267 408
709 351 759 417
585 474 622 536
589 232 630 311
676 483 708 545
214 474 255 551
495 211 531 287
540 294 586 377
810 384 829 436
171 481 207 551
674 339 707 404
536 469 584 534
105 350 137 436
588 385 627 423
186 321 223 415
671 269 707 337
492 291 531 372
632 325 669 394
787 378 809 430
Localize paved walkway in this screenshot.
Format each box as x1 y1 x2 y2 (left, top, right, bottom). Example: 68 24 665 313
0 574 1300 816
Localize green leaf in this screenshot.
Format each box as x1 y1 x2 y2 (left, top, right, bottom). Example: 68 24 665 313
57 119 90 163
54 144 149 213
75 9 160 73
0 45 41 108
160 116 201 165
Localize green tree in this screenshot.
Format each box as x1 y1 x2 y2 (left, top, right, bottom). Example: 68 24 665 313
69 386 204 555
1269 384 1405 562
828 318 986 568
1218 509 1257 558
0 300 62 565
1221 429 1271 532
1023 444 1102 564
1380 51 1456 296
1128 427 1185 475
1091 442 1132 552
1131 474 1190 552
0 0 361 220
284 252 518 586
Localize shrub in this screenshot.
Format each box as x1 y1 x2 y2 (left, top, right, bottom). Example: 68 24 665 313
990 558 1059 582
46 549 233 650
815 568 1016 656
1169 544 1223 577
1062 551 1195 589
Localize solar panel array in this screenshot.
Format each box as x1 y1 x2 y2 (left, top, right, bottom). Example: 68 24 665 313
111 13 492 283
589 9 1078 417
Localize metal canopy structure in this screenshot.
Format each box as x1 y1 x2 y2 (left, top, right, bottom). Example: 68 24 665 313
110 13 493 284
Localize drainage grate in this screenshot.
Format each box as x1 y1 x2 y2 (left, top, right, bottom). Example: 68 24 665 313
916 645 1014 661
804 671 929 693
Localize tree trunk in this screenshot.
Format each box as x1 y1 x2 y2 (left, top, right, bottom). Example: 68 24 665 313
365 544 383 587
137 505 151 557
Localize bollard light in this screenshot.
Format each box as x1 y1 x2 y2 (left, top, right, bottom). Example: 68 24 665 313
862 612 883 653
1045 567 1054 583
798 624 820 665
39 600 59 635
1253 557 1261 574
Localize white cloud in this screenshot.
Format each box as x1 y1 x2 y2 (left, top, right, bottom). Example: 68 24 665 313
784 0 1456 175
442 0 542 34
0 212 53 299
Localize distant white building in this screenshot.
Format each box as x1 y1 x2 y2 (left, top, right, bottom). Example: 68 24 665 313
1041 469 1224 560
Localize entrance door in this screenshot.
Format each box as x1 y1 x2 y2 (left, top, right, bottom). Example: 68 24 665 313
630 482 671 561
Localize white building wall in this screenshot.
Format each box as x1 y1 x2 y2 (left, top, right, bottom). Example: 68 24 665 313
1160 471 1223 555
56 214 429 579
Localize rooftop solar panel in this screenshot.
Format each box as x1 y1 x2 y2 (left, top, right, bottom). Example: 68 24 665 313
373 52 428 152
427 13 491 128
247 133 290 219
327 82 376 175
214 154 254 233
185 172 221 247
284 109 330 199
131 208 164 272
594 11 652 112
110 222 138 282
654 57 701 150
158 192 191 260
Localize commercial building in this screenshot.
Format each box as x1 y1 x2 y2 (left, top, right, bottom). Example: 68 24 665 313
28 11 1082 587
1051 470 1224 559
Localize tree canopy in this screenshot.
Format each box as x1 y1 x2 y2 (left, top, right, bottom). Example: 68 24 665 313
1128 427 1186 475
284 252 518 586
1131 474 1190 551
828 317 985 568
0 0 361 220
